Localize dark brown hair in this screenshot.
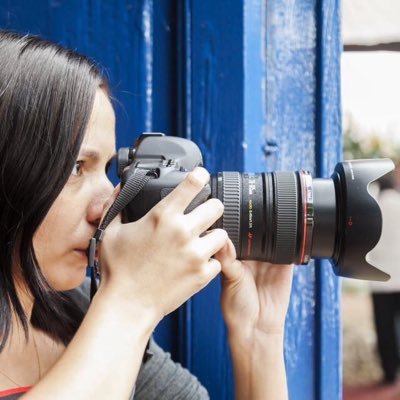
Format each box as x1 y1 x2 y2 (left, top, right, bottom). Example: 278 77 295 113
0 31 106 349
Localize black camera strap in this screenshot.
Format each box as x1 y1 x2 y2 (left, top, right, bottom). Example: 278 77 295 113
86 168 154 364
87 168 152 300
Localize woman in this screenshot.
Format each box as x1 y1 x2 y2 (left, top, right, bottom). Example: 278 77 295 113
0 31 293 399
369 164 400 384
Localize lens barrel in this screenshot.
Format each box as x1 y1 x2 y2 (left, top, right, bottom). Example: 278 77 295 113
211 171 316 264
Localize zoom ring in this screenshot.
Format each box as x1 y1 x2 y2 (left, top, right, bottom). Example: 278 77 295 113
273 172 298 263
222 172 241 252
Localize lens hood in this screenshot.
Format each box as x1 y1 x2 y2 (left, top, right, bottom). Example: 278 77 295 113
331 159 394 281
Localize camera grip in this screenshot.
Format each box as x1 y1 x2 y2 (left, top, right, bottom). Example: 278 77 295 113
160 184 211 214
185 184 212 214
161 184 211 214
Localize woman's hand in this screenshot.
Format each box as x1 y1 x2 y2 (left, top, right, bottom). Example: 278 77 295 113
97 167 229 324
215 240 293 400
215 239 293 337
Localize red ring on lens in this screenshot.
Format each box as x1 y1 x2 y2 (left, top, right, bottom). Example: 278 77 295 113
300 172 308 264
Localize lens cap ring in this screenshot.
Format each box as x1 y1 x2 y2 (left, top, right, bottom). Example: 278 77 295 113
221 172 241 252
272 172 299 263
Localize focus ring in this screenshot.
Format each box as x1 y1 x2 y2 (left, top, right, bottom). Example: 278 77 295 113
273 172 298 263
221 172 241 252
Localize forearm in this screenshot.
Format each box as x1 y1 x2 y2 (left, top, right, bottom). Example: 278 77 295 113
229 331 288 400
23 288 158 400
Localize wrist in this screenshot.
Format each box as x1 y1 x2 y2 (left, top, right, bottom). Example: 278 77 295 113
93 284 161 334
229 328 284 354
227 321 285 342
229 328 287 400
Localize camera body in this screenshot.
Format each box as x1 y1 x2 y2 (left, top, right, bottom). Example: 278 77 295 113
118 133 395 282
119 133 211 222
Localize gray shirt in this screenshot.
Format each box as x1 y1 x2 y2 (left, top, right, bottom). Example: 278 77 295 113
0 281 209 400
73 282 209 399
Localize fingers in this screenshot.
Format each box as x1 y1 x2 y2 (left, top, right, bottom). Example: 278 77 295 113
156 167 210 213
214 237 237 265
204 258 223 280
185 198 224 236
189 258 222 295
263 263 294 286
214 239 244 283
196 229 229 259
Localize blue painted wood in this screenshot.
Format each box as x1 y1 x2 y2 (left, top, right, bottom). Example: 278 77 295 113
0 0 154 148
260 1 342 398
0 1 342 398
315 0 343 398
254 1 318 397
187 0 342 398
187 2 244 397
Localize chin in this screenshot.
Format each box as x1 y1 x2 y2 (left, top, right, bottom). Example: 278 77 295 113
49 268 88 291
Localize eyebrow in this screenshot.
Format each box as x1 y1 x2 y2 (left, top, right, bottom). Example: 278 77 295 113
79 148 117 163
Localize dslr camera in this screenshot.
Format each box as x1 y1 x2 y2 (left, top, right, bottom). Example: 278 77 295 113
117 133 394 281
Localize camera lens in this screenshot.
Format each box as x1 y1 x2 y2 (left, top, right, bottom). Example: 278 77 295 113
211 159 394 282
211 171 314 264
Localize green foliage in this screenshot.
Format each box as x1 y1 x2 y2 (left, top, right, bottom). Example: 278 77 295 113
343 125 400 162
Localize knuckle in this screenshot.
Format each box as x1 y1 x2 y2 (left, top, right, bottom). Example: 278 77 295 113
189 249 206 266
171 219 191 243
210 258 222 274
149 206 164 227
198 261 219 282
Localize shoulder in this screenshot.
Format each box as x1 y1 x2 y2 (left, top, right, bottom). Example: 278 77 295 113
134 339 209 400
66 281 209 399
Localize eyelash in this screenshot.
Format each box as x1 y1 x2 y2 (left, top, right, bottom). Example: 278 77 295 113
71 161 84 177
71 160 113 177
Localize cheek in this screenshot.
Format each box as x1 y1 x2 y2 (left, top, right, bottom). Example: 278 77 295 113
33 219 87 291
33 221 66 289
32 193 83 286
33 221 65 264
34 199 68 259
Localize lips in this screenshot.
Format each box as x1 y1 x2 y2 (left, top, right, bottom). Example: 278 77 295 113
74 234 99 261
74 249 87 258
74 246 98 260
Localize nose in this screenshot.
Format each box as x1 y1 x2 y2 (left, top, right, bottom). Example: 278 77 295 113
87 176 115 226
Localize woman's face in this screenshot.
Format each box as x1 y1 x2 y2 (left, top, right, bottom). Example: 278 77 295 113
33 89 116 291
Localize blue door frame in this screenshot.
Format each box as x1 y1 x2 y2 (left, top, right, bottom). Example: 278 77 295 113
0 1 342 398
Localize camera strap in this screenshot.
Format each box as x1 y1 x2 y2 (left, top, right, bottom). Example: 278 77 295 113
87 168 153 300
86 168 154 364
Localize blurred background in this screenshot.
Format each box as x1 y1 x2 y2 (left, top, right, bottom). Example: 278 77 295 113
341 1 400 399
